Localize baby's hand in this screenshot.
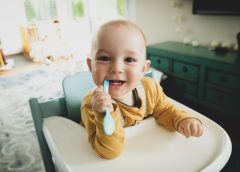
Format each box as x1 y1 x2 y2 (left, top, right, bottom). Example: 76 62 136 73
177 118 203 138
91 85 114 114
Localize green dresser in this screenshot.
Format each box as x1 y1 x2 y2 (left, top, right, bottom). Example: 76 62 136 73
147 41 240 119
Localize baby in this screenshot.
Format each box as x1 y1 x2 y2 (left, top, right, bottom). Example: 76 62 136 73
81 19 203 159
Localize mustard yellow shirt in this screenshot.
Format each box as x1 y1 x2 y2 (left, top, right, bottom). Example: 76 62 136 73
81 77 190 159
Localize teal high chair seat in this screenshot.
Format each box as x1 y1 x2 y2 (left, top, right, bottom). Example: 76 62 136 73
29 71 232 172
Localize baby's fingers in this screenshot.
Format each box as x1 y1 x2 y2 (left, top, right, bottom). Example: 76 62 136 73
190 123 204 137
179 125 191 138
91 85 113 113
178 127 185 137
196 124 204 137
93 85 103 94
184 124 192 138
190 123 198 136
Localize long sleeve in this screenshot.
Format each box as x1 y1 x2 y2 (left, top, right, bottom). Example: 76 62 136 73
142 77 189 131
81 92 125 159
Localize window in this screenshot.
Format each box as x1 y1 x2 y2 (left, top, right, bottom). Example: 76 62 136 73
72 0 85 19
117 0 127 17
22 0 132 60
24 0 128 23
24 0 57 21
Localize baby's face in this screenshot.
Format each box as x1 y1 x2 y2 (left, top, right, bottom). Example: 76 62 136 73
89 25 149 99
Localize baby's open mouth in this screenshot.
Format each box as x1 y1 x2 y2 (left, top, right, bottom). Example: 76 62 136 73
109 80 125 86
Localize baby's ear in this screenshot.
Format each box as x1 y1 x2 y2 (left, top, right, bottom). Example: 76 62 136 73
86 58 92 72
142 60 151 73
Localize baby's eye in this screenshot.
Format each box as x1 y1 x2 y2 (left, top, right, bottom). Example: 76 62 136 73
125 57 137 62
97 56 111 61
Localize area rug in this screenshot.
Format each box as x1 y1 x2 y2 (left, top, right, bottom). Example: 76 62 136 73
0 63 86 172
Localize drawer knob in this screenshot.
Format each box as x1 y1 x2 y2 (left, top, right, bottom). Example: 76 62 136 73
182 66 188 73
157 59 161 64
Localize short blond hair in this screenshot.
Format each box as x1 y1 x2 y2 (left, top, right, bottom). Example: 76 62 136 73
91 19 146 58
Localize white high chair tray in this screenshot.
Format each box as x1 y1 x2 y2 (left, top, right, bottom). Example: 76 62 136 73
43 98 231 172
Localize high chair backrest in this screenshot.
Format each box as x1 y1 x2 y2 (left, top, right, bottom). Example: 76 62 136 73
62 71 95 123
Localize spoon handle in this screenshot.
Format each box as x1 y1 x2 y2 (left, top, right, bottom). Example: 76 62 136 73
103 80 109 93
103 80 115 135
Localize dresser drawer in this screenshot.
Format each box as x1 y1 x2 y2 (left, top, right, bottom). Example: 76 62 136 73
149 55 170 72
204 87 238 110
207 69 240 91
173 61 199 80
166 78 198 96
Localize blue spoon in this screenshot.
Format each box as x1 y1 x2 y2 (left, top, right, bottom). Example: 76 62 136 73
103 80 115 135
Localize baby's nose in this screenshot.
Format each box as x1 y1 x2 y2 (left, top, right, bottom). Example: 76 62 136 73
110 60 124 73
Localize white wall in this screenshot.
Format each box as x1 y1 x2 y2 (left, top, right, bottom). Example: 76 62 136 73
135 0 240 48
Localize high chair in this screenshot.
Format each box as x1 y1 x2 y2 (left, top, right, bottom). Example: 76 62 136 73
29 71 232 172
